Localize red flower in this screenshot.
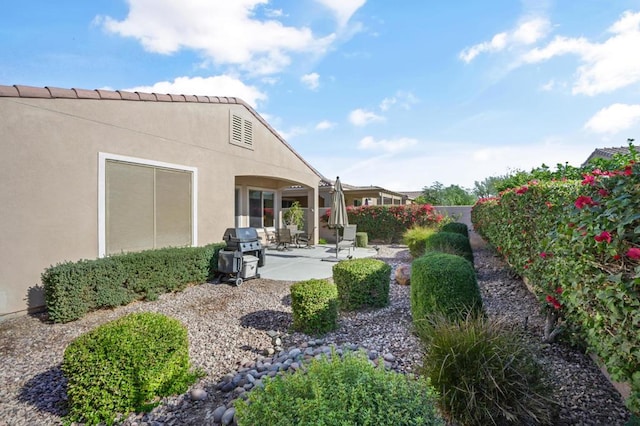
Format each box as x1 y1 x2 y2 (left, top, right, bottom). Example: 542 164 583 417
581 175 596 186
575 195 596 209
545 295 562 310
623 166 633 176
598 189 609 197
626 247 640 259
545 201 553 209
613 254 621 260
515 186 529 195
540 252 548 259
555 287 563 294
594 231 612 243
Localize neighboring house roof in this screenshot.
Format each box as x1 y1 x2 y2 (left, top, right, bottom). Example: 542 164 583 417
398 191 423 200
0 84 325 182
582 145 638 166
319 178 407 197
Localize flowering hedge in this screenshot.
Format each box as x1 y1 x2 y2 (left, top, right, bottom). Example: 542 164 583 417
472 167 640 413
323 204 445 242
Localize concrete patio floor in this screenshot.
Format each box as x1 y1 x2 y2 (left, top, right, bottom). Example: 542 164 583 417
258 244 378 281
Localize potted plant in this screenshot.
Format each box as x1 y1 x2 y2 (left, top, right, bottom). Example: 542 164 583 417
284 201 305 229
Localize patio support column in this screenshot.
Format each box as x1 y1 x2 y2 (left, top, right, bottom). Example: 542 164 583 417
307 186 319 244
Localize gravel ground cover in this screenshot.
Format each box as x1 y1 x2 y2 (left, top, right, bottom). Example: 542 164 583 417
0 234 632 425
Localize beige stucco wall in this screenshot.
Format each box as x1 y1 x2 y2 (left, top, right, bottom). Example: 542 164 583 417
0 96 319 316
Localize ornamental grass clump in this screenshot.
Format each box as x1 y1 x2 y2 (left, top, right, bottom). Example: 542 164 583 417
416 313 555 426
403 226 437 258
234 349 445 426
290 279 338 335
424 231 474 264
63 312 202 426
411 252 482 323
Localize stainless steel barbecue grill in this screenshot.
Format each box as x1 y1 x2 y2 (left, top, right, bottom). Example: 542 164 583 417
217 227 265 286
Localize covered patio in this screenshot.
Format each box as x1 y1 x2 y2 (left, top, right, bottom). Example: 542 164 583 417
259 244 378 281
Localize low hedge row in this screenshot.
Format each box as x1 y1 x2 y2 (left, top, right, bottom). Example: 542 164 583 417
472 166 640 413
43 243 226 323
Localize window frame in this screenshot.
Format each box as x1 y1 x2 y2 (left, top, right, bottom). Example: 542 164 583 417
98 152 198 257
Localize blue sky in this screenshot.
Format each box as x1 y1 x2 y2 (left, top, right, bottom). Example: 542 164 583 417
2 1 640 191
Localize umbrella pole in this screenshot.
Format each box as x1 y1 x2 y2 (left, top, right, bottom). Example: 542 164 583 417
335 227 339 258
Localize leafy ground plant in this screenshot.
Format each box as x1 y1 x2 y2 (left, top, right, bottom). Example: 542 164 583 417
234 349 445 426
416 313 555 426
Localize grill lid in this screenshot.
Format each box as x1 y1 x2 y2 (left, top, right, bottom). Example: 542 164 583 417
223 227 259 243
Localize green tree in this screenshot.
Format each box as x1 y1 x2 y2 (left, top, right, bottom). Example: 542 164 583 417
417 182 476 205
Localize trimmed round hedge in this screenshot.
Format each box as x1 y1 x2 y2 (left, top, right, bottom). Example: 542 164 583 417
410 252 482 322
290 279 338 335
332 258 391 310
440 222 469 238
424 231 474 264
234 350 445 425
62 312 200 425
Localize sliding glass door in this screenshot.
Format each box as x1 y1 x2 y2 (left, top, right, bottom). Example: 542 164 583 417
249 190 275 228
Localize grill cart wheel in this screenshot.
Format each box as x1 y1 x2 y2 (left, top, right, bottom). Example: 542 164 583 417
234 277 243 287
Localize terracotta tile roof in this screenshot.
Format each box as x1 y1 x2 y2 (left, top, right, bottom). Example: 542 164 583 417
0 84 326 182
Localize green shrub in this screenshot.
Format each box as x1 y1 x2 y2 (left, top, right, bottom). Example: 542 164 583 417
424 231 473 264
235 349 445 426
43 243 225 323
333 258 391 310
403 226 437 258
290 279 338 335
440 222 469 238
410 252 482 323
355 231 368 248
416 313 554 425
62 312 201 425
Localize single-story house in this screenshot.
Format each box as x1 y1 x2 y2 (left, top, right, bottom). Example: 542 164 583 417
582 144 638 166
283 177 410 208
0 84 322 317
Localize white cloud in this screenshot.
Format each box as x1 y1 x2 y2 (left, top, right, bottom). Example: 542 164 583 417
584 103 640 134
379 91 419 111
315 0 366 27
310 138 594 191
379 97 396 111
540 79 556 91
99 0 336 75
315 120 336 130
357 136 417 153
348 108 385 126
301 72 320 90
460 17 550 63
124 75 267 108
278 126 307 140
522 10 640 95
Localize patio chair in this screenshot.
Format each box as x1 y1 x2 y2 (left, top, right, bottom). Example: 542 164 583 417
296 227 316 248
263 226 277 248
337 225 357 256
276 228 293 250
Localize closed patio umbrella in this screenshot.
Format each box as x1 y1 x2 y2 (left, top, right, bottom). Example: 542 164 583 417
328 176 348 259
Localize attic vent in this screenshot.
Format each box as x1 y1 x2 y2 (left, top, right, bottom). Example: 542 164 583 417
229 112 254 150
